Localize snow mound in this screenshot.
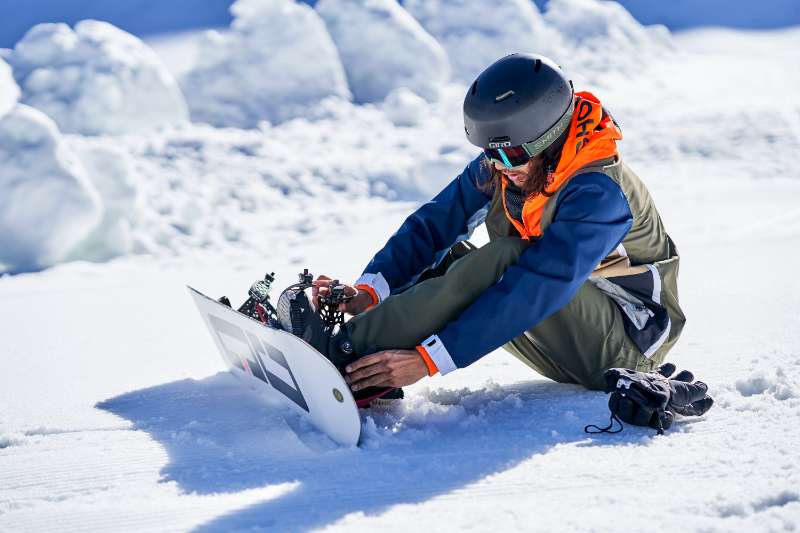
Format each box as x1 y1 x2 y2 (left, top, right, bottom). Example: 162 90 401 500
5 20 188 135
0 56 19 119
0 105 101 272
315 0 449 102
67 144 141 262
404 0 557 83
544 0 673 80
382 87 429 127
182 0 351 128
735 368 798 401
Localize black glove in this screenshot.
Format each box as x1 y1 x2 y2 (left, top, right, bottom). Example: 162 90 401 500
586 363 714 435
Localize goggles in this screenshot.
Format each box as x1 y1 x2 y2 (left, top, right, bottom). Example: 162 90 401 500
483 97 574 169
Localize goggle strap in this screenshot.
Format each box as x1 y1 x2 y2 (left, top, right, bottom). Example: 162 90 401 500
521 96 575 158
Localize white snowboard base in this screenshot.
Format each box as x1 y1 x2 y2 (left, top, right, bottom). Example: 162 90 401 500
188 286 362 446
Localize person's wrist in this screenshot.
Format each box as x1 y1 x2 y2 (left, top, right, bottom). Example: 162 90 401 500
354 284 379 310
415 345 439 376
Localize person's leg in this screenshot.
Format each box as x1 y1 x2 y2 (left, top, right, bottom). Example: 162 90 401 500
504 280 655 390
348 237 529 354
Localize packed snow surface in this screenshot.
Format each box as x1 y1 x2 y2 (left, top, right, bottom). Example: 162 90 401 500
182 0 351 128
316 0 449 102
2 1 800 531
5 20 188 135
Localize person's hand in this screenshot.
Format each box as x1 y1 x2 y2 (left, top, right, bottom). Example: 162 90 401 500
344 349 429 391
312 275 374 316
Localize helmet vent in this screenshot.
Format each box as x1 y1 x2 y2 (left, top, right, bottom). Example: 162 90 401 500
534 59 542 73
495 90 514 102
471 81 478 95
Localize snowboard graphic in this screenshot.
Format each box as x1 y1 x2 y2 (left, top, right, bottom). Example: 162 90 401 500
188 286 361 446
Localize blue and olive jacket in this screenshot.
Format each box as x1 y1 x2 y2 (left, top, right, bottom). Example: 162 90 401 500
355 154 685 374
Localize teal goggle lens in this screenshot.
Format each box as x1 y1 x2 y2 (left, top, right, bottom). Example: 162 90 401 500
483 145 531 168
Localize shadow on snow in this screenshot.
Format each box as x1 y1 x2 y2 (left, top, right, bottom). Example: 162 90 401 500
98 372 650 531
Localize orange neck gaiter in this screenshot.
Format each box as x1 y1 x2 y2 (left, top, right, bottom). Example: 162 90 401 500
501 91 622 239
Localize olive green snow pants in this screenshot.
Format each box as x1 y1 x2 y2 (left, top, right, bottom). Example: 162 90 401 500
348 237 656 390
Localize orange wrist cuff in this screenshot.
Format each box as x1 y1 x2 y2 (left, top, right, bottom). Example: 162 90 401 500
415 345 439 376
355 284 379 309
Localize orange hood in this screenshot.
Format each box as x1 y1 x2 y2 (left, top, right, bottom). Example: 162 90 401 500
501 91 622 239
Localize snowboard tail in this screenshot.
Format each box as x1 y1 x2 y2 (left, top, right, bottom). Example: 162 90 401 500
188 286 361 446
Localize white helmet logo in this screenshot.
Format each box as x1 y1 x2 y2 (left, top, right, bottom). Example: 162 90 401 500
495 90 515 102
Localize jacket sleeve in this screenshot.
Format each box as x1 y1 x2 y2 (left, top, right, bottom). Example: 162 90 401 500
422 172 634 373
356 155 493 300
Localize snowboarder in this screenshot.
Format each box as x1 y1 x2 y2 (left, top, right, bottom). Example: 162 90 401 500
293 53 689 407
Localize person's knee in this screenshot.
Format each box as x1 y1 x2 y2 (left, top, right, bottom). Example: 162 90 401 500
483 236 529 264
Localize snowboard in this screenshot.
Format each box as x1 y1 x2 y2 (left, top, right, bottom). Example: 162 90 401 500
188 286 362 446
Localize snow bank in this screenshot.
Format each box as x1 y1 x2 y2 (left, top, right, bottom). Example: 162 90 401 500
544 0 673 79
0 57 19 119
382 87 429 127
0 105 101 272
5 20 188 135
67 145 141 262
315 0 449 102
182 0 351 128
735 368 798 401
404 0 557 83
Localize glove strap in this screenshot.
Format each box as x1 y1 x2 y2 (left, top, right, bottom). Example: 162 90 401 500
584 413 624 434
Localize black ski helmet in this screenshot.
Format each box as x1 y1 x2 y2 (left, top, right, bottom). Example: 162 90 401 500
463 53 574 159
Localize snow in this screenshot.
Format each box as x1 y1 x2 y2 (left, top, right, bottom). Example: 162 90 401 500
404 0 557 83
2 1 800 530
0 104 101 272
181 0 351 128
64 143 142 261
0 57 19 119
315 0 449 102
382 87 430 127
544 0 673 81
5 20 188 135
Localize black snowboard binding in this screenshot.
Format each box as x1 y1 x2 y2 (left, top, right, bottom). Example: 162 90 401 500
218 272 280 327
227 268 401 407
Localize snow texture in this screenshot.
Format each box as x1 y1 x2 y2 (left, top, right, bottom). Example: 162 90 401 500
544 0 673 80
2 2 800 530
5 20 188 135
0 57 19 119
382 86 429 127
66 144 142 262
0 104 101 272
404 0 557 83
315 0 449 102
181 0 351 128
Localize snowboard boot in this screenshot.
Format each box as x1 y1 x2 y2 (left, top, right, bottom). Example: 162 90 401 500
277 286 401 408
328 328 404 408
